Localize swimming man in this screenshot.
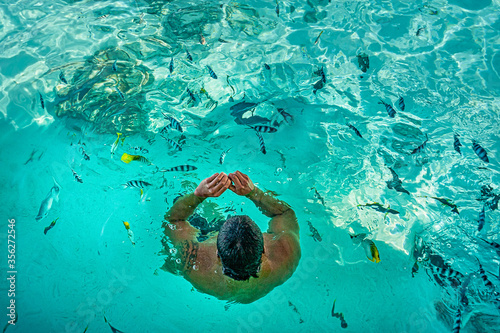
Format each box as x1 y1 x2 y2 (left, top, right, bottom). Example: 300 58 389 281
162 171 300 304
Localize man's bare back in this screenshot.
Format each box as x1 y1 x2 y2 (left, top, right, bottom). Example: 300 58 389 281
162 171 300 304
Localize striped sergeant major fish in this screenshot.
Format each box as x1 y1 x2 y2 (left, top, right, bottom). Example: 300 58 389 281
429 264 464 280
39 92 45 109
59 72 68 84
397 95 405 111
186 49 193 62
162 136 182 151
475 257 495 290
71 168 83 183
307 221 322 242
347 123 362 138
220 147 231 165
378 99 396 118
186 87 196 102
248 125 277 133
160 165 197 172
472 140 489 163
256 132 266 154
411 134 428 154
44 218 58 235
206 65 217 79
454 134 462 155
478 205 486 231
123 180 152 189
169 57 174 74
162 113 183 132
35 178 61 221
452 308 461 333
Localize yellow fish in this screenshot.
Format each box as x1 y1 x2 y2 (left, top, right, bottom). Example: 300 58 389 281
111 132 122 156
362 239 381 263
120 153 151 165
123 221 135 245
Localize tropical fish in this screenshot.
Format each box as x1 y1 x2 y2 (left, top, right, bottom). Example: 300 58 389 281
226 75 236 101
79 146 90 160
248 125 277 133
162 136 182 151
220 148 231 165
123 180 152 189
429 264 463 280
120 153 151 165
111 132 122 156
71 168 83 183
478 205 486 231
36 179 61 221
350 233 381 263
200 33 206 45
169 57 174 74
311 187 325 206
357 202 399 215
256 132 267 154
347 123 362 138
331 300 348 329
264 63 271 70
39 93 45 109
307 221 322 242
123 221 135 245
472 141 489 163
386 167 409 195
475 257 494 290
410 134 428 154
454 134 462 155
3 311 17 333
416 27 425 36
161 165 197 172
206 65 217 79
397 95 405 111
277 108 293 123
162 113 183 132
275 0 279 17
24 149 38 165
312 79 324 95
104 315 125 333
314 30 324 45
59 72 68 84
186 49 193 62
112 60 117 71
356 53 369 73
452 309 461 333
428 196 459 214
115 86 125 99
44 218 58 235
186 87 197 103
378 99 396 118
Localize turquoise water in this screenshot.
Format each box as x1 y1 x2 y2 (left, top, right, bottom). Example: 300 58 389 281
1 0 500 331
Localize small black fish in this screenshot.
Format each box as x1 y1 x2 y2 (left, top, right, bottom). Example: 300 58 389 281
59 72 68 84
472 141 489 163
356 53 369 73
169 57 174 74
249 125 277 133
453 134 462 155
358 202 399 215
277 108 293 123
430 196 459 214
161 165 197 172
313 79 324 94
411 261 419 277
347 123 362 138
312 187 326 206
123 180 151 188
186 49 193 62
186 87 196 102
112 60 117 71
307 221 322 242
71 168 83 183
256 132 266 154
206 65 217 79
319 66 326 84
386 167 409 195
264 63 271 70
478 205 486 231
39 93 45 109
397 95 405 111
331 300 348 329
416 27 425 36
44 218 58 235
220 148 231 165
275 0 279 17
411 134 428 154
378 99 396 118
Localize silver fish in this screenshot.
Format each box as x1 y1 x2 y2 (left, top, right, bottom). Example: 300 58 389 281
35 180 60 221
220 148 231 165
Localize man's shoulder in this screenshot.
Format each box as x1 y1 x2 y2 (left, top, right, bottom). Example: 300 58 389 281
264 231 301 266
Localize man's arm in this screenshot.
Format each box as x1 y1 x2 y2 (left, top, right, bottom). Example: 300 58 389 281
228 171 299 236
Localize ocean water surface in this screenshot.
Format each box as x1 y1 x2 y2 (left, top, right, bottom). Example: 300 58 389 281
1 0 500 332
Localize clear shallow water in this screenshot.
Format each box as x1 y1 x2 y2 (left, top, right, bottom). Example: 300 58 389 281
1 0 500 332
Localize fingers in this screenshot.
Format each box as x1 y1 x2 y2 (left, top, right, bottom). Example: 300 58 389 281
211 173 229 195
208 172 225 188
214 178 232 197
206 173 219 183
229 173 243 188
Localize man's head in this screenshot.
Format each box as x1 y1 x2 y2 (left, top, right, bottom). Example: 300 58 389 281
217 215 264 281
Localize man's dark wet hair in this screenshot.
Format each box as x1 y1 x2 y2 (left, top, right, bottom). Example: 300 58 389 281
217 215 264 281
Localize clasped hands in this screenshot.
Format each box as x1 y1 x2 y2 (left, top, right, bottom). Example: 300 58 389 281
194 171 255 198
